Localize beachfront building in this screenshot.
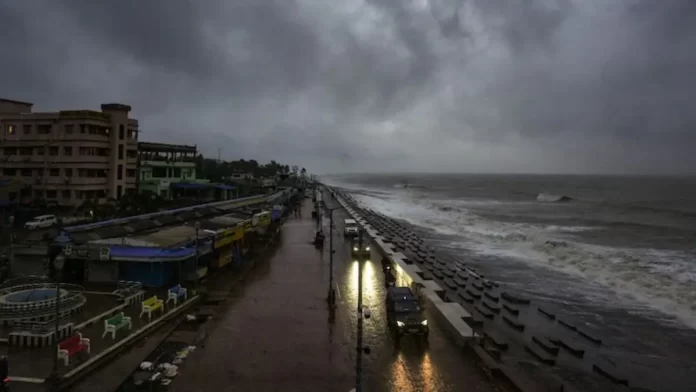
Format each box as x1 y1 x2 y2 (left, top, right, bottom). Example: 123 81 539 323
138 141 238 202
137 142 202 199
227 171 254 182
0 98 139 206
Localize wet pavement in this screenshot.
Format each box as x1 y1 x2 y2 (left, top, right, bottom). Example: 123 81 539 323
326 203 498 392
169 197 497 392
170 200 354 392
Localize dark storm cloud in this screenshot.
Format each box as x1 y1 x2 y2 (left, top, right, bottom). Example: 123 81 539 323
1 0 695 174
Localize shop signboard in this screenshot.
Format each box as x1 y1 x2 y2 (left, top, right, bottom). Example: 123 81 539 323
214 225 244 249
216 248 234 268
69 245 110 261
242 220 253 233
257 211 271 227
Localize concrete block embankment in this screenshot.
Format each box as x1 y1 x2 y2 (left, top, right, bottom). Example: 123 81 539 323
331 190 477 345
328 186 562 392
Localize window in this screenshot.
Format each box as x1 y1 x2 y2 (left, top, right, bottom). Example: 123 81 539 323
126 169 136 178
117 185 123 199
49 147 59 156
19 147 33 156
37 147 45 155
173 168 181 177
80 125 86 134
152 167 167 178
36 168 44 176
64 146 72 156
62 190 71 200
7 125 15 135
64 168 73 177
34 190 44 198
117 164 123 180
37 125 51 134
23 125 32 134
46 190 57 199
77 147 109 156
3 168 17 176
118 145 124 159
4 147 16 155
49 168 60 176
127 149 137 159
20 169 31 177
65 124 74 133
119 125 124 140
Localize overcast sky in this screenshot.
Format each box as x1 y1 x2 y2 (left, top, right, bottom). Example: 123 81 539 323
1 0 694 175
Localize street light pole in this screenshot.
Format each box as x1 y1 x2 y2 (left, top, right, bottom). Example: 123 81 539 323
355 230 364 392
328 209 335 306
194 221 200 289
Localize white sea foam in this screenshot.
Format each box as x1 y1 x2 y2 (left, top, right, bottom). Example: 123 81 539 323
349 187 696 330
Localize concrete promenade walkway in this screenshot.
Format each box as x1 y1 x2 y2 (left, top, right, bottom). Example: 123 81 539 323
171 199 354 392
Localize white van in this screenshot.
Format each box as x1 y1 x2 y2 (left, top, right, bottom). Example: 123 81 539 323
24 215 58 230
344 219 359 237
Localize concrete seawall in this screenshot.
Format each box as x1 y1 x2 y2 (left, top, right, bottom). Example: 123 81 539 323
328 187 554 391
329 194 478 330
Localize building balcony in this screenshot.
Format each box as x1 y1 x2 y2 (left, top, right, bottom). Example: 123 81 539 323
32 177 108 186
0 155 110 165
1 133 110 144
140 159 196 168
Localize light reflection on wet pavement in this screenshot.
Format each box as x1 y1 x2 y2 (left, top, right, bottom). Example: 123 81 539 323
169 198 497 392
330 201 497 392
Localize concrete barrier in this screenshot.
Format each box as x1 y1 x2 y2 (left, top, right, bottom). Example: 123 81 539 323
9 323 74 348
331 190 477 343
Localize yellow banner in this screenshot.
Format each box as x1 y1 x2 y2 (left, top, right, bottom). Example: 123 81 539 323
257 211 271 227
214 225 244 249
216 248 234 268
242 220 253 233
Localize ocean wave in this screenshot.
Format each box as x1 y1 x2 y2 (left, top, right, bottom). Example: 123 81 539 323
349 189 696 330
537 193 573 202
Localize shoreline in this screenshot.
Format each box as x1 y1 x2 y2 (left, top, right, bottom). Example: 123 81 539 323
329 185 696 392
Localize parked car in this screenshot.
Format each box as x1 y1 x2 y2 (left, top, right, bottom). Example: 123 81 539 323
24 215 57 230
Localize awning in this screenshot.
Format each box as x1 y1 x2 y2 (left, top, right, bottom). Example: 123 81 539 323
110 245 196 259
171 183 210 190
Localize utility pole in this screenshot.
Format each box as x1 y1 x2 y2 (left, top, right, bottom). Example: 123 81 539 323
328 209 335 306
355 229 364 392
194 221 200 291
325 202 344 309
48 249 66 390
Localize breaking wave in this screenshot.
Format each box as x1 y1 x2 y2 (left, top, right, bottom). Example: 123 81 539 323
348 189 696 330
537 193 573 202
